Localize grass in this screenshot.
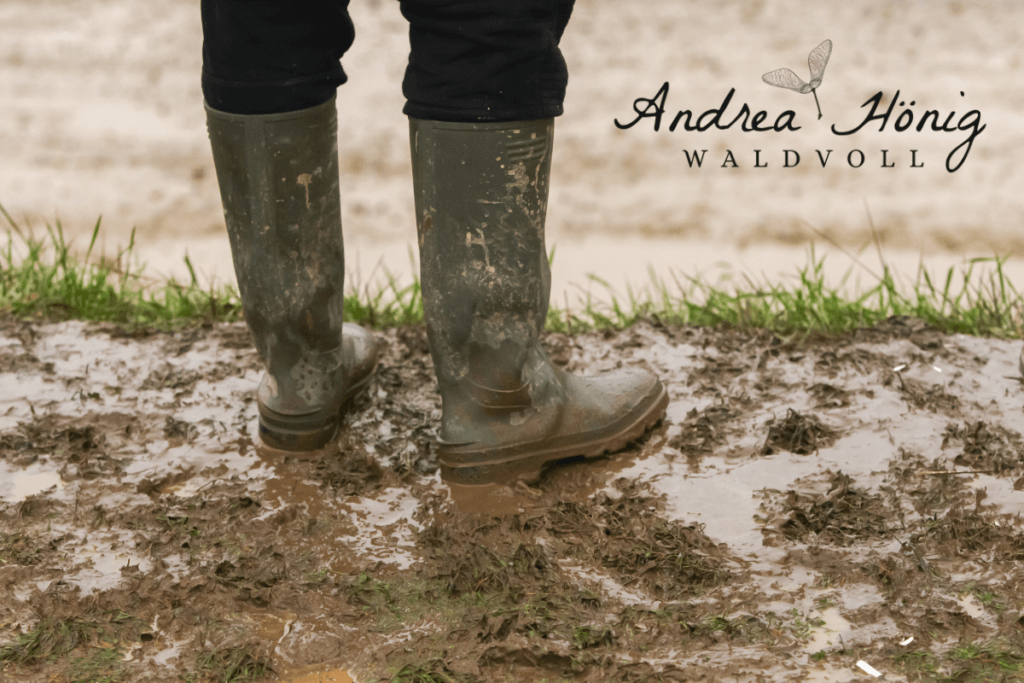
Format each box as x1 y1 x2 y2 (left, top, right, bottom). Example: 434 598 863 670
2 204 1023 339
188 644 273 683
946 638 1024 680
67 646 127 683
0 617 97 665
388 659 476 683
884 637 1024 682
0 612 140 682
890 649 941 677
0 530 42 566
0 204 241 331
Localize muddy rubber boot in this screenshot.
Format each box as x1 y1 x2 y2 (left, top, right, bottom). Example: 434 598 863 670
410 118 669 484
206 96 378 451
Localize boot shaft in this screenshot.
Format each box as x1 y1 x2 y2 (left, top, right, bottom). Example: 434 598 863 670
206 97 346 364
409 118 555 398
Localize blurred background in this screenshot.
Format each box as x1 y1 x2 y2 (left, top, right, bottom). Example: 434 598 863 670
1 0 1022 307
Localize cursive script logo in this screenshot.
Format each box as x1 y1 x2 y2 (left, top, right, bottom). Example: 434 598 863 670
831 91 984 172
762 39 832 120
615 83 984 172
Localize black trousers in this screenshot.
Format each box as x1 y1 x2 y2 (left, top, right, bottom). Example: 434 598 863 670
201 0 575 121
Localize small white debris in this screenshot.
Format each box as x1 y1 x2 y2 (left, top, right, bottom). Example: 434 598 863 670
857 660 883 678
893 364 907 372
931 365 942 373
900 636 914 646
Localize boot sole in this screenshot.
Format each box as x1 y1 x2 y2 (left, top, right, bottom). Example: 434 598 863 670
439 381 670 485
257 372 374 451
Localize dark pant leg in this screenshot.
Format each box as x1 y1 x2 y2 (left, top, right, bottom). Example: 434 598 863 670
400 0 576 122
201 0 355 115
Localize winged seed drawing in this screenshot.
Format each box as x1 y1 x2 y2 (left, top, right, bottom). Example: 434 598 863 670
762 39 832 120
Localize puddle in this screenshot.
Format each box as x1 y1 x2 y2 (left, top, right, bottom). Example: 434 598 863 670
48 527 156 596
955 593 987 620
151 640 187 667
443 480 540 516
338 487 423 570
253 438 341 521
0 460 64 503
969 474 1024 516
803 608 852 654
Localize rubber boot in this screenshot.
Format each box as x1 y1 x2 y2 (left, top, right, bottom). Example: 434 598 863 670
206 96 378 451
409 117 669 484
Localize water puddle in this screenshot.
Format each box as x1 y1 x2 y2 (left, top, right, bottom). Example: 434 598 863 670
802 608 852 654
338 487 423 569
48 527 156 595
252 438 340 521
955 593 987 620
443 480 540 516
0 460 64 503
151 640 187 667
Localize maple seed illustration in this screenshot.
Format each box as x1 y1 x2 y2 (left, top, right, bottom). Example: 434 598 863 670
762 39 832 120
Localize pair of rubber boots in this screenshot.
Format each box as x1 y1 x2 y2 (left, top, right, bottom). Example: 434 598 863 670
205 96 668 484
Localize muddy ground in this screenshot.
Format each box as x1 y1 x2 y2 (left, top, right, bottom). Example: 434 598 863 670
1 317 1023 683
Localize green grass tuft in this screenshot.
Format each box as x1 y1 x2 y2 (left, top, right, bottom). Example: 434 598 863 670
188 644 273 683
0 617 95 665
2 207 1022 339
0 203 242 331
546 245 1024 339
0 611 139 681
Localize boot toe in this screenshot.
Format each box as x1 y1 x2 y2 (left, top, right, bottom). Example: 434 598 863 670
564 365 663 419
440 364 668 483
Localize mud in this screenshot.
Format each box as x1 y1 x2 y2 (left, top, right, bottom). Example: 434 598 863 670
1 316 1023 682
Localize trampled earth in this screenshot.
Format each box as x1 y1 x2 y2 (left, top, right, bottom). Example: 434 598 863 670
1 317 1023 682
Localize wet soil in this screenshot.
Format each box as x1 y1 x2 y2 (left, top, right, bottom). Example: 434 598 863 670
1 316 1023 682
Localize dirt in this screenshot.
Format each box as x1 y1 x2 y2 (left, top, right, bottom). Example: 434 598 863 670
1 317 1024 682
